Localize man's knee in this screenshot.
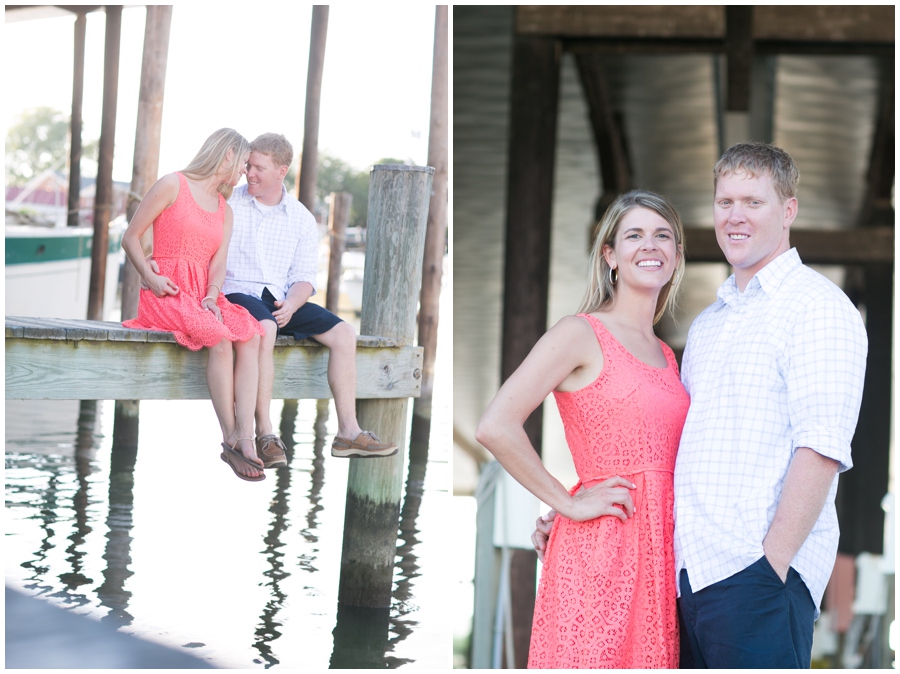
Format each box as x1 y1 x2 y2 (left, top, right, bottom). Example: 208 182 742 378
320 320 356 350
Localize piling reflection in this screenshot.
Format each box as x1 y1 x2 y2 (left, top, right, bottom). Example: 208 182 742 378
252 401 299 668
298 399 328 572
56 401 98 600
6 397 439 668
95 440 137 627
17 460 64 595
330 604 394 668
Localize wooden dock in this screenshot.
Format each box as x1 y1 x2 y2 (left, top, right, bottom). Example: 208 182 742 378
5 316 423 401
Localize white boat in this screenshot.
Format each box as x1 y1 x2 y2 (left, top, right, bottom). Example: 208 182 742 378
6 219 125 320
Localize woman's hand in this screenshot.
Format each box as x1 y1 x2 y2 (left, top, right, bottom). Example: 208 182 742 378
562 476 636 523
201 297 222 322
532 511 557 562
146 272 179 298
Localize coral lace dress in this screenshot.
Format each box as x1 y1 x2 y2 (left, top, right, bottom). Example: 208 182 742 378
123 173 264 349
528 313 690 669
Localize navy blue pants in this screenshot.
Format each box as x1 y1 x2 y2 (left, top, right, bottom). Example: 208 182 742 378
677 557 816 668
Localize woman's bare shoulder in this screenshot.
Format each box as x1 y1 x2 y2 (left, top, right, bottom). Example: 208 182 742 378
548 314 596 342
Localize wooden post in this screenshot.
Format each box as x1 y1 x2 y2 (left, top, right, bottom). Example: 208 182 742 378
500 32 561 668
410 5 448 462
87 5 122 321
67 11 86 228
296 5 328 212
338 165 432 608
115 4 173 451
121 5 173 321
326 191 352 314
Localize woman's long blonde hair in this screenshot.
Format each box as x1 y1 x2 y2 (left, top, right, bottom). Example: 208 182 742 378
181 128 249 201
578 190 686 325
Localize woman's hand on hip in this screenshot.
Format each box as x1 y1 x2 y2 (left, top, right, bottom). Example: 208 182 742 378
564 476 636 523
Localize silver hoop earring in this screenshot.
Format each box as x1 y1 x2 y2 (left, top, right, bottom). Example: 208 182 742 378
670 270 680 287
608 266 618 286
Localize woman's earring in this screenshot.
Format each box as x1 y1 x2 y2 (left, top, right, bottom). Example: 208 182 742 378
608 266 618 286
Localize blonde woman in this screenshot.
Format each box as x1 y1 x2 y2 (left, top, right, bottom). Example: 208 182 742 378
122 128 266 482
476 190 690 668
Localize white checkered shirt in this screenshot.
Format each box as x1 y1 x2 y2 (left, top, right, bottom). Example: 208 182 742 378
222 184 318 301
674 248 867 615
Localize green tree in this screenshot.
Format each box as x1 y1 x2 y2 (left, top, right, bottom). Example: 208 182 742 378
5 107 86 186
283 153 411 228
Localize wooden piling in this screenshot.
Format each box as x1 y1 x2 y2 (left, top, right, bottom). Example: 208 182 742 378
87 5 122 321
410 5 448 461
296 5 328 211
326 191 352 314
338 165 432 608
115 4 173 452
67 12 86 228
120 5 172 321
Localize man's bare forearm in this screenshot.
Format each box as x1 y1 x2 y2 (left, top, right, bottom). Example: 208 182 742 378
762 447 840 580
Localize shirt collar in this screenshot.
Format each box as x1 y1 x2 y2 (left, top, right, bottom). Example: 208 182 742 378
235 184 288 210
716 248 801 306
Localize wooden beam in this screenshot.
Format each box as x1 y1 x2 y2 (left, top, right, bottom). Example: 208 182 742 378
502 35 560 442
860 56 895 228
516 5 893 45
574 53 631 220
684 226 894 264
5 318 423 401
502 34 560 670
517 6 724 39
753 6 893 43
725 6 753 112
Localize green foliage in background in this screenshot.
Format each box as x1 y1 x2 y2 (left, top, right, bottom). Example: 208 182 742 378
285 153 407 228
5 107 97 187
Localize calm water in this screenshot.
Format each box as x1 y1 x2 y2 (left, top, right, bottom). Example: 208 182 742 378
5 289 450 668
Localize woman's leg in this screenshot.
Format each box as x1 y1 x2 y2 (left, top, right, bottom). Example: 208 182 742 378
233 333 261 457
208 337 262 477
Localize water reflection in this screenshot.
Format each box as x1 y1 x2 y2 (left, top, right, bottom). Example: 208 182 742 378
5 398 437 668
95 438 136 628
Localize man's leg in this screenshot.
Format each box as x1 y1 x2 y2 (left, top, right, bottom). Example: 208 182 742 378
312 321 362 441
679 558 816 668
255 318 278 437
312 320 397 457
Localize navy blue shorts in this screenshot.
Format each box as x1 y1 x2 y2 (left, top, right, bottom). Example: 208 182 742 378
225 288 342 341
678 557 816 668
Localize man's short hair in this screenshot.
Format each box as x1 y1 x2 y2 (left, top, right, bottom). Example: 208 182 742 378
251 133 293 169
714 143 800 202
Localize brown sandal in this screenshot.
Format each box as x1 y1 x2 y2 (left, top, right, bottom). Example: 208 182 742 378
221 439 266 482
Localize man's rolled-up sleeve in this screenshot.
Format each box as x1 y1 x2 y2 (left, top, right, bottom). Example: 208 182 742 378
787 295 868 473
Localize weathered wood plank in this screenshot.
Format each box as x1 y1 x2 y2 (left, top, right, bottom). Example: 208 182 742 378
6 337 422 400
754 6 894 43
516 6 724 39
516 6 893 44
5 317 422 401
